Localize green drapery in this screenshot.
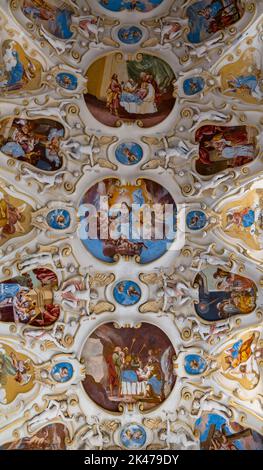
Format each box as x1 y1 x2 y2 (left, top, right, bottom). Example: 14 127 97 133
126 54 175 91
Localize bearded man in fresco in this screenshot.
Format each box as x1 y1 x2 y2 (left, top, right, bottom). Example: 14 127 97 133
106 74 122 116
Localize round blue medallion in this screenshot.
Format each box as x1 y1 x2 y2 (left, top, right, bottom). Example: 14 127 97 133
183 77 205 96
56 73 78 90
51 362 73 383
120 423 146 449
186 210 207 230
115 142 143 165
46 209 71 230
118 26 143 44
113 280 141 306
184 354 207 375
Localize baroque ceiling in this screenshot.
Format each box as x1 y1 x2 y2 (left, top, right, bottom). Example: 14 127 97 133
0 0 262 451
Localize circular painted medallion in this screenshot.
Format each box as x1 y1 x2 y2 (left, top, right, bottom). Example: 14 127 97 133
84 52 176 128
56 73 77 90
79 177 177 264
81 322 176 412
183 77 205 96
120 423 146 449
115 142 143 165
184 354 207 375
186 210 207 230
47 209 71 230
51 362 73 383
113 280 141 306
117 26 143 44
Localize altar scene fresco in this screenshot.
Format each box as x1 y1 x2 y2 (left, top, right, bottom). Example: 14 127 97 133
0 0 262 455
81 322 176 413
84 53 176 127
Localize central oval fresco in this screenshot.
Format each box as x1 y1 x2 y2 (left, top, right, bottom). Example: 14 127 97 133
81 322 176 413
84 52 176 128
79 177 177 264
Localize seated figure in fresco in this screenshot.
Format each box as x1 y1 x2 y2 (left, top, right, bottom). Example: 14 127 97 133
221 190 263 250
226 68 263 101
195 268 257 321
0 41 37 92
207 134 255 161
1 119 38 160
0 119 64 170
195 125 257 175
225 205 262 237
222 333 260 388
0 282 59 325
22 0 73 39
225 334 255 369
107 72 159 116
107 344 165 402
0 347 31 386
0 268 60 326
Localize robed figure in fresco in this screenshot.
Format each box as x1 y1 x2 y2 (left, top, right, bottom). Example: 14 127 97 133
195 125 257 175
187 0 244 43
0 344 34 404
0 41 42 93
22 0 73 39
85 53 176 127
0 268 60 326
82 323 176 413
195 267 257 321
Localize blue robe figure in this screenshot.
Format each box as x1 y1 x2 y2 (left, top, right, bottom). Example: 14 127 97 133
229 75 260 97
7 51 24 86
229 339 243 359
0 50 24 89
241 209 255 228
0 283 21 303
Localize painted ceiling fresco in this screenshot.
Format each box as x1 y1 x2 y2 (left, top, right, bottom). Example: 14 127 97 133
0 0 262 452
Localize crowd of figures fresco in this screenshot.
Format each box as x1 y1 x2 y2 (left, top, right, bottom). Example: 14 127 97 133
81 323 176 412
85 53 176 127
0 0 262 453
0 118 64 170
